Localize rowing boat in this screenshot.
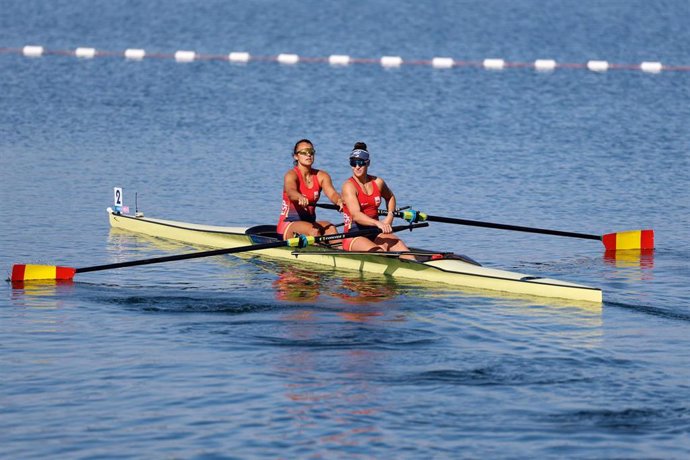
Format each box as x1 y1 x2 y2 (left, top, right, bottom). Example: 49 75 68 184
107 208 602 303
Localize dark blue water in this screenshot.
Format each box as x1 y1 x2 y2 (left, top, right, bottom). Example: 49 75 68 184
2 1 689 458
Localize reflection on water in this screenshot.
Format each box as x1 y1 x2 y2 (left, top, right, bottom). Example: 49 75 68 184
108 227 203 254
273 307 391 450
273 264 399 305
604 249 655 269
604 249 655 281
8 281 75 334
10 280 74 308
274 264 400 323
278 348 384 451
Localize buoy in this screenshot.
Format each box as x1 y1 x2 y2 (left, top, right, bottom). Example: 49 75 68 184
534 59 557 71
277 53 299 64
75 47 96 59
124 49 146 60
174 50 196 62
380 56 403 67
328 55 350 66
431 57 454 69
22 45 44 57
228 52 250 63
640 61 662 73
483 59 505 70
587 60 609 72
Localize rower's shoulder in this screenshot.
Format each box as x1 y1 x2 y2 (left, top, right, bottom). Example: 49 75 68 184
342 178 357 190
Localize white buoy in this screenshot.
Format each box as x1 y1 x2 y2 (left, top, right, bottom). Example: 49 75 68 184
431 57 454 69
22 45 44 57
75 47 96 59
328 55 350 66
534 59 557 71
587 60 609 72
228 52 250 63
124 49 146 60
640 61 662 73
380 56 403 67
277 53 299 64
174 50 196 62
483 59 505 70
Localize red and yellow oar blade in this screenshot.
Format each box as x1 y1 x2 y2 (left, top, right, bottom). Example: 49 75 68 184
11 264 77 282
601 229 654 251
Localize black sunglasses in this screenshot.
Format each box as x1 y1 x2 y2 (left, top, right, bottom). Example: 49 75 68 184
350 158 369 167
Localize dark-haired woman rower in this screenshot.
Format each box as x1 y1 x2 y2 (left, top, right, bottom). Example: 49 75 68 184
277 139 343 240
341 142 412 255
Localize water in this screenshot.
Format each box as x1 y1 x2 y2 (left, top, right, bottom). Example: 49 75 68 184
2 0 690 458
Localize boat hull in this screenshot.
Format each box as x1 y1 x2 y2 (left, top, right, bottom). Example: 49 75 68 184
108 209 602 303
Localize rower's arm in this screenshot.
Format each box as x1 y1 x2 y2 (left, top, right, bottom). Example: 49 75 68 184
284 170 309 207
318 171 343 210
378 179 396 226
342 181 382 228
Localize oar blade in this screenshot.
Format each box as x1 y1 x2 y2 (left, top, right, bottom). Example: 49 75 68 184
11 264 76 281
602 229 654 251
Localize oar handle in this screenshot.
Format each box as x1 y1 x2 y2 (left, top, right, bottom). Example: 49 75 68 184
316 203 340 211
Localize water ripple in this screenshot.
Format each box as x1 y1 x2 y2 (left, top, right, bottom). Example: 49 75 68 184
546 406 690 434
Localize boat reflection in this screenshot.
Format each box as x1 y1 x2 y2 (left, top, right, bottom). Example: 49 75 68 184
273 263 400 306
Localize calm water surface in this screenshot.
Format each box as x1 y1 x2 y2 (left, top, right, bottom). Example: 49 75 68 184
1 0 689 458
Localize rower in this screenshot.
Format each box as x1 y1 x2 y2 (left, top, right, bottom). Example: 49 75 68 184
277 139 343 240
341 142 414 258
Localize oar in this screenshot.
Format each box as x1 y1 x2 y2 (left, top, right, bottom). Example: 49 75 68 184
9 222 429 281
315 203 653 250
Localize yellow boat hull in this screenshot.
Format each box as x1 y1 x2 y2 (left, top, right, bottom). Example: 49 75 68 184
108 209 602 303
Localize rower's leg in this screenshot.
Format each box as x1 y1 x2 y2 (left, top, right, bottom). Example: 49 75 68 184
348 236 384 253
282 221 321 240
376 235 415 260
316 221 338 236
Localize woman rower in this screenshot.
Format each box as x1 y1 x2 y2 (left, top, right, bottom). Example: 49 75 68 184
341 142 412 255
277 139 343 240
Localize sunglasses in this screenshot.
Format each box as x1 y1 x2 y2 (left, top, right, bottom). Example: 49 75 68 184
350 158 369 167
295 148 316 157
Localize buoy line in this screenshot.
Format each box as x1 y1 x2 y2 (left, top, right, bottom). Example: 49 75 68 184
2 46 688 73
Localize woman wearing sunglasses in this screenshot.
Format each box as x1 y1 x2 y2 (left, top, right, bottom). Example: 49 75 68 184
341 142 412 255
277 138 343 240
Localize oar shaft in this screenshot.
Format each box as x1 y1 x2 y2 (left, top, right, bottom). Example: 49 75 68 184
76 222 428 274
316 202 600 241
75 240 285 274
421 215 602 241
317 203 654 250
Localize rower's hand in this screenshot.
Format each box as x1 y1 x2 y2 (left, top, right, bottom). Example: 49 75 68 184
336 199 344 212
376 221 392 234
297 195 310 207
